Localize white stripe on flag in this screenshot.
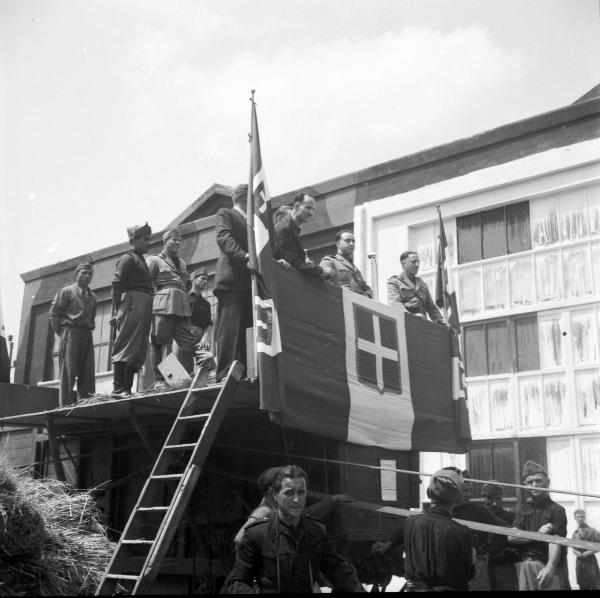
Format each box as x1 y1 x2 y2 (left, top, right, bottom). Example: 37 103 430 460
343 289 414 450
254 295 282 357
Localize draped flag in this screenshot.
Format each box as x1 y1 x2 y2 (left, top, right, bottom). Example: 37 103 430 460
246 93 285 411
435 206 471 446
0 290 10 383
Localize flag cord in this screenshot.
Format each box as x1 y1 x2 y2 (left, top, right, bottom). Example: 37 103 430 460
212 442 600 500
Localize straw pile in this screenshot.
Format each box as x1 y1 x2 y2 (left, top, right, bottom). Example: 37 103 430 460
0 458 116 596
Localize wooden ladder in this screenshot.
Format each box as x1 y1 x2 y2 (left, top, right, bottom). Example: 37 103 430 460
96 361 244 595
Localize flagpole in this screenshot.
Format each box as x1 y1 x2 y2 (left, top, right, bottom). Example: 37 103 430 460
436 204 450 320
248 90 259 380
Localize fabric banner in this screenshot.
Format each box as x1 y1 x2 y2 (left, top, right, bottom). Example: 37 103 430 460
267 266 470 453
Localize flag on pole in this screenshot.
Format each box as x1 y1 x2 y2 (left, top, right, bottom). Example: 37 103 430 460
0 289 10 383
435 206 471 445
246 92 285 411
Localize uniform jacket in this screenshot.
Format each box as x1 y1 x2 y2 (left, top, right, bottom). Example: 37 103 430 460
228 514 364 594
49 283 97 334
111 250 152 301
320 253 373 296
214 207 251 293
274 217 323 277
147 252 191 317
387 272 444 322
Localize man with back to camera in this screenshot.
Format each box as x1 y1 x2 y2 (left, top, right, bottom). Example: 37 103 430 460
227 464 365 593
320 230 373 297
274 192 325 278
403 467 475 591
387 250 444 322
49 262 97 405
508 460 570 591
110 223 153 398
214 183 253 382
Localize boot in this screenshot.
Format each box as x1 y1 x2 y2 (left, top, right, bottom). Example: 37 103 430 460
111 362 131 399
150 342 168 391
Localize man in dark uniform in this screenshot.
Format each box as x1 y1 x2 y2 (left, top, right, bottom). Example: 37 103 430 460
214 184 252 382
187 267 215 379
227 464 365 594
147 228 196 390
403 468 475 591
110 223 153 399
508 460 570 591
49 262 97 405
387 251 444 322
274 192 324 278
320 230 373 296
481 480 520 591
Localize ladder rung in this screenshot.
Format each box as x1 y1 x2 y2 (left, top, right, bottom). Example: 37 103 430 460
104 574 140 580
177 413 210 421
151 474 183 480
121 539 154 545
164 443 196 449
137 506 169 512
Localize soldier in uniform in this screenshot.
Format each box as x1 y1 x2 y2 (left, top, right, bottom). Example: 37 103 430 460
187 267 216 379
320 230 373 296
227 464 365 594
147 228 196 390
110 223 153 398
49 262 97 405
387 251 444 322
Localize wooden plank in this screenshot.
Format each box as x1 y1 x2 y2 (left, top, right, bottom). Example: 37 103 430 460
46 417 67 482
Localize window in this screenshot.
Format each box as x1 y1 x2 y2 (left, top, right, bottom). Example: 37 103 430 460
464 315 538 376
457 202 531 265
468 438 547 500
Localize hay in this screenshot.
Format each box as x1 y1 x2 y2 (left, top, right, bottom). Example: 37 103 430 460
0 458 116 596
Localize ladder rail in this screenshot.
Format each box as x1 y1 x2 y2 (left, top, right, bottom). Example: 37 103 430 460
96 360 244 596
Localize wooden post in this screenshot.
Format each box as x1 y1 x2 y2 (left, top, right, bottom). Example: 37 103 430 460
46 417 67 482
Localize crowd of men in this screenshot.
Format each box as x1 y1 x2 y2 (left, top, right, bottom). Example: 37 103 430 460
49 183 440 404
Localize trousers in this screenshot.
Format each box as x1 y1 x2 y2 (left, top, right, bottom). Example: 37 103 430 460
58 326 95 405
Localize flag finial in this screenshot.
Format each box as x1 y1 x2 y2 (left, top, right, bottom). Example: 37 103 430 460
250 89 256 102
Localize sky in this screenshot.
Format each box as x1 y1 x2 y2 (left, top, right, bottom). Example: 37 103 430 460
1 0 600 356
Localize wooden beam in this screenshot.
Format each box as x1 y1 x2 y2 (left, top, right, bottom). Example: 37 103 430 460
46 417 67 482
128 404 159 459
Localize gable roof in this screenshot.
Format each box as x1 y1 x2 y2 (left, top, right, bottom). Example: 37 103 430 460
167 183 233 227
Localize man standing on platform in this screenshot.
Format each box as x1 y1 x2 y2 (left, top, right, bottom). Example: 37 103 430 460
214 183 252 382
508 460 571 591
49 262 97 405
274 192 324 278
110 223 153 399
147 228 196 390
187 267 216 380
320 230 373 296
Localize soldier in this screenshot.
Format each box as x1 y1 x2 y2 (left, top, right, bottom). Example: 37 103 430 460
49 262 97 405
320 230 373 296
387 251 444 322
227 465 365 593
110 223 153 399
147 228 196 390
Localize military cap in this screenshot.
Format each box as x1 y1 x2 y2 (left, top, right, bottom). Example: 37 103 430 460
127 222 152 241
74 262 93 274
428 468 463 502
481 480 504 498
232 183 248 202
521 460 547 480
162 228 182 242
191 267 209 280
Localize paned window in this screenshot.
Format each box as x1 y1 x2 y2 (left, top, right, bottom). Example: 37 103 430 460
538 315 563 368
508 256 534 307
468 381 490 435
490 381 512 433
457 202 531 265
535 251 561 302
562 247 592 299
571 310 598 366
543 376 565 427
519 376 544 429
576 369 600 425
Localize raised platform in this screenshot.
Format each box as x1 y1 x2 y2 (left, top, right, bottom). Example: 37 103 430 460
0 380 261 436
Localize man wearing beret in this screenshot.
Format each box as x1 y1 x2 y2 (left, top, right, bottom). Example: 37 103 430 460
508 460 570 590
111 223 153 398
147 228 196 390
403 468 475 591
214 184 253 382
49 262 97 405
481 480 519 591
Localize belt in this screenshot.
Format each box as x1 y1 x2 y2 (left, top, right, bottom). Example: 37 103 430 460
155 283 185 291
